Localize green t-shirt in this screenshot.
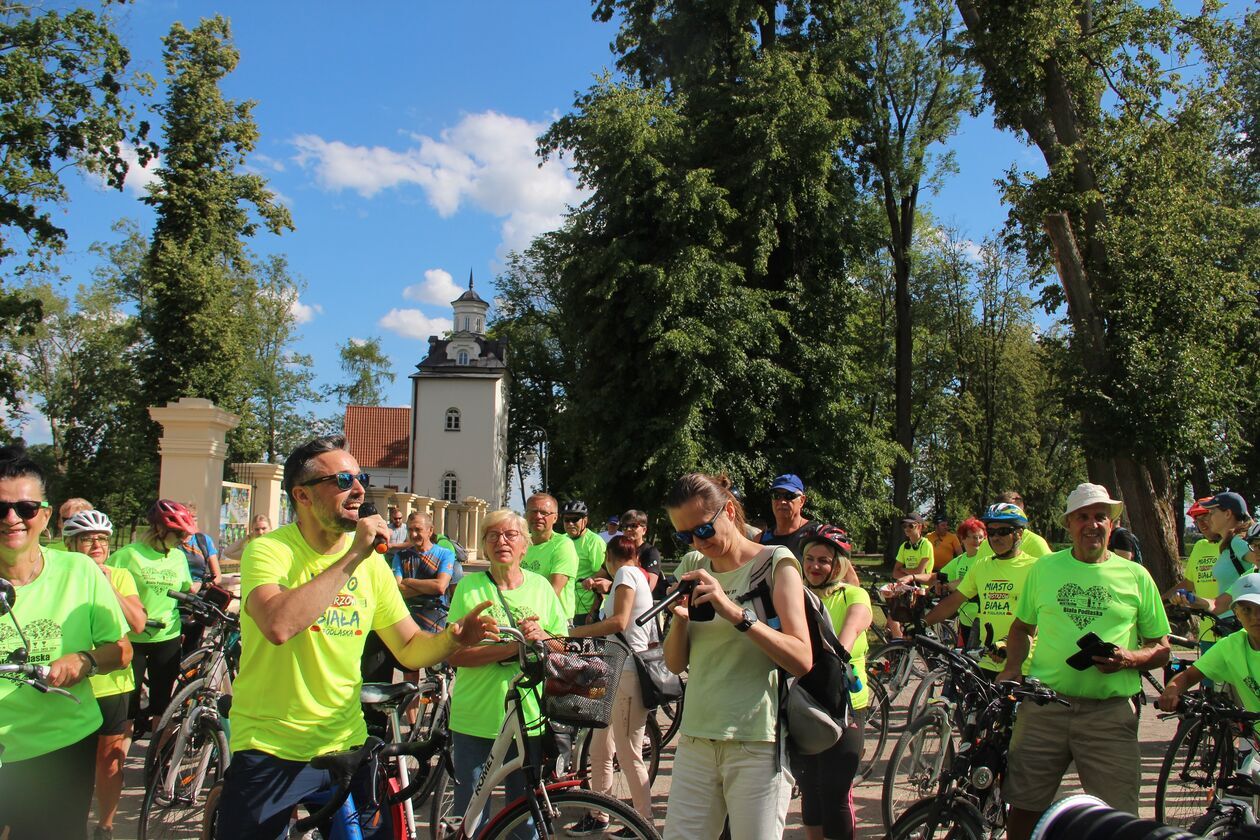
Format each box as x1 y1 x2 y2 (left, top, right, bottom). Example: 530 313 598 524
107 541 192 643
230 524 410 761
522 531 580 619
447 570 568 739
939 552 981 626
1194 628 1260 713
895 539 935 575
1015 549 1170 699
976 529 1053 561
956 552 1037 672
818 584 871 710
570 529 608 618
90 565 139 698
0 548 127 762
1185 538 1221 641
676 546 801 742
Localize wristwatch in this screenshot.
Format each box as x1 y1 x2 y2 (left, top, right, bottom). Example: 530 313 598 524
734 608 758 633
79 650 99 677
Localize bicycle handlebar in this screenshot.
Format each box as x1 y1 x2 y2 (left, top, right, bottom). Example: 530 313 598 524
166 589 236 625
1169 692 1260 722
0 662 80 703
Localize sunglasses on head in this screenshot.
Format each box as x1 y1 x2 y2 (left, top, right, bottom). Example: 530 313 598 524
674 506 724 545
0 500 49 519
988 526 1019 538
300 472 369 491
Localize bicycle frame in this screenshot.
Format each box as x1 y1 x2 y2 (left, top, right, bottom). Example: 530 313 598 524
157 702 222 805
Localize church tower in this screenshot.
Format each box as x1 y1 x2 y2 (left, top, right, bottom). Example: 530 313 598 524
409 272 509 511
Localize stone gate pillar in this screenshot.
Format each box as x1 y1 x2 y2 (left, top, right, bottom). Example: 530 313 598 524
149 398 240 538
232 463 285 528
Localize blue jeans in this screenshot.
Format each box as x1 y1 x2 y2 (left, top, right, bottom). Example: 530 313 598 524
451 731 543 839
215 748 392 840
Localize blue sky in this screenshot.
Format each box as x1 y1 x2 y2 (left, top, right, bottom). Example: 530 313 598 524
24 0 1045 440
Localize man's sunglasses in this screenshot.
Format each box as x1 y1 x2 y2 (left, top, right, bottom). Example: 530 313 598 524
0 500 49 519
300 472 369 491
562 516 584 523
771 491 800 502
674 506 724 545
988 526 1020 538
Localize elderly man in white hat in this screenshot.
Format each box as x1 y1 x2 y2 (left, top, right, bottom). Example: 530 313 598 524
998 483 1171 840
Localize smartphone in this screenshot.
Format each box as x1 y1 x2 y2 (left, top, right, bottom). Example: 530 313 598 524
1065 631 1119 670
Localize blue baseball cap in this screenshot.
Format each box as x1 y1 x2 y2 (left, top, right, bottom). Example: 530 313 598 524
770 474 805 494
1204 491 1249 519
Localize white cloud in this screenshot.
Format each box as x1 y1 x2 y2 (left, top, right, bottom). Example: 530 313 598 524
120 142 161 196
402 268 463 306
379 309 453 340
291 110 583 257
290 298 322 324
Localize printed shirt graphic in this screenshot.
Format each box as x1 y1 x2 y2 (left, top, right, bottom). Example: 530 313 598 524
446 570 567 739
1193 629 1260 718
956 552 1037 672
819 585 871 710
926 531 962 568
392 543 457 609
676 547 801 742
90 565 139 698
522 531 580 618
570 529 608 618
895 539 936 575
939 552 981 626
0 548 127 762
1015 549 1169 698
976 529 1053 561
1184 538 1221 640
107 541 193 643
230 524 409 761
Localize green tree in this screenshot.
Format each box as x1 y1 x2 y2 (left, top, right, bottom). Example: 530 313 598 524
326 337 394 408
139 16 292 448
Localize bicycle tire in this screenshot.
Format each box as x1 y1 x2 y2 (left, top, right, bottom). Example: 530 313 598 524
857 679 891 784
576 714 662 803
138 715 230 840
882 707 955 829
868 641 927 733
906 666 948 724
428 757 455 840
1154 716 1232 827
483 787 658 839
1189 804 1247 838
889 797 985 840
656 678 685 746
403 695 450 810
144 677 220 785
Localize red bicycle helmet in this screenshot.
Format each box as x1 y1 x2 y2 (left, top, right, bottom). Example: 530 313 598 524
148 499 197 535
803 523 853 558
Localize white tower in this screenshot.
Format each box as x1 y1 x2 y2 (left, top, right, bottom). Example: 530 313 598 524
409 271 509 512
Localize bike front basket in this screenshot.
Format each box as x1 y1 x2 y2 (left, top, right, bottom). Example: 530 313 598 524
542 637 629 728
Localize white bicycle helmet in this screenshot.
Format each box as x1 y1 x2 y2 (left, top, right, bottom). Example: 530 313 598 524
62 509 114 537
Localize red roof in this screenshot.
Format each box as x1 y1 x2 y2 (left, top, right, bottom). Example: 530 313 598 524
344 406 410 470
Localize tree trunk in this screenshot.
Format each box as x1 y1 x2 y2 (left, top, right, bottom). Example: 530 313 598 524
890 252 914 560
1113 455 1182 591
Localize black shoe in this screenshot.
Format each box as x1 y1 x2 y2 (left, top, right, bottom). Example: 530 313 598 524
565 814 610 836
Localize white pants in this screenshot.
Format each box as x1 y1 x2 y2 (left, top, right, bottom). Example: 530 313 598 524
662 734 793 840
589 667 652 819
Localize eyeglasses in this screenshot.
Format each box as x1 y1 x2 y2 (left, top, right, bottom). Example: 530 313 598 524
771 491 800 502
76 535 111 546
0 500 49 519
300 472 369 491
562 516 583 524
987 527 1019 538
526 508 556 517
674 507 724 545
485 530 523 543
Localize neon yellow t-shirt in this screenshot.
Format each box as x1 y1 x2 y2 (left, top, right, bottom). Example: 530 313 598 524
818 584 871 710
230 524 410 761
107 541 192 643
956 552 1037 672
1193 628 1260 713
522 531 580 619
1184 538 1221 641
895 539 935 575
1015 549 1170 699
570 529 607 618
0 548 127 762
90 565 139 698
939 552 981 626
447 569 568 738
977 529 1053 561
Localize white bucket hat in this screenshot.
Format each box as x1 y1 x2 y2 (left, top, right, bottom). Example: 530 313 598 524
1060 483 1124 527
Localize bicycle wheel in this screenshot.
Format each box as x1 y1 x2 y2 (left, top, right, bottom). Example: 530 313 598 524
404 696 450 810
1154 716 1231 827
577 714 662 803
857 679 891 784
138 716 230 839
1189 805 1247 838
483 787 658 839
889 797 984 840
428 761 455 840
882 708 954 829
868 641 926 733
906 666 948 724
656 677 685 746
144 677 218 784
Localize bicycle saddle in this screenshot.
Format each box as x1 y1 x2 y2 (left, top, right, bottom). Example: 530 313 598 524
360 682 418 708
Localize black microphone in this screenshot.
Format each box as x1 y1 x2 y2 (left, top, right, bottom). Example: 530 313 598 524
357 503 389 554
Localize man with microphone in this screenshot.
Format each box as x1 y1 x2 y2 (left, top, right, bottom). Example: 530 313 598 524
215 434 497 839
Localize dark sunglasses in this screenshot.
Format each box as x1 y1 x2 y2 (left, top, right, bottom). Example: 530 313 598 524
0 500 49 519
987 526 1019 538
674 506 724 545
771 490 800 502
562 516 584 523
300 472 369 491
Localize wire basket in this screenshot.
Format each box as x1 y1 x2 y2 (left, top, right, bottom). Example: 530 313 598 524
542 637 629 729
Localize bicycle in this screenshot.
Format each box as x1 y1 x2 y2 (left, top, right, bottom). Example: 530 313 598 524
887 678 1066 840
428 626 658 839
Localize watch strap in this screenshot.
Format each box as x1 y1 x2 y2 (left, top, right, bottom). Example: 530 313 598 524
79 650 99 677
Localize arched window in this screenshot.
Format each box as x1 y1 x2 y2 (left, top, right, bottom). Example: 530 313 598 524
441 472 458 502
457 350 469 365
445 407 461 432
